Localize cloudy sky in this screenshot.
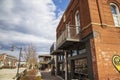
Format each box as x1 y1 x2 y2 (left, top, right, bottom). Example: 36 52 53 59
0 0 70 57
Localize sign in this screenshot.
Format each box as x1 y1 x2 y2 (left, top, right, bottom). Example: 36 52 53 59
112 55 120 72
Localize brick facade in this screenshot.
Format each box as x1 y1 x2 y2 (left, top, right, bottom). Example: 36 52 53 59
55 0 120 80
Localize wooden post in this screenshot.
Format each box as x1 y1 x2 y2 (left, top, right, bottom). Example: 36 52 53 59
64 50 68 80
55 55 58 75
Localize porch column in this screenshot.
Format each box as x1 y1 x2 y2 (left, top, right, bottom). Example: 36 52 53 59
86 39 96 80
56 55 58 75
71 60 74 79
64 50 68 80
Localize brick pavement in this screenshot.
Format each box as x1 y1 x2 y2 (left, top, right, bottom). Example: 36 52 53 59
41 71 62 80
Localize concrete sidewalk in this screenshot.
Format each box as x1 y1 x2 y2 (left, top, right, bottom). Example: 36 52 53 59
0 68 26 80
41 71 62 80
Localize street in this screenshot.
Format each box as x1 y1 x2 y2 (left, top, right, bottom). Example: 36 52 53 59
0 68 26 80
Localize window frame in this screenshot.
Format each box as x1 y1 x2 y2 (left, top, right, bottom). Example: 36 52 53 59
110 3 120 27
75 10 80 34
67 21 71 38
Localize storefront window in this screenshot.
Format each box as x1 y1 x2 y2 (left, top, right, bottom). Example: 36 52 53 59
73 58 88 79
78 49 86 54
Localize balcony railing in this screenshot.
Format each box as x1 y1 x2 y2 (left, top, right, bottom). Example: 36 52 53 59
56 26 80 49
50 42 56 53
50 42 63 55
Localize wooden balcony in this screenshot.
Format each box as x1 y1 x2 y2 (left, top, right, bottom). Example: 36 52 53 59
56 26 80 50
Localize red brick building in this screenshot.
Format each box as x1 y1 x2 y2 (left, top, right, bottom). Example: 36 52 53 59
53 0 120 80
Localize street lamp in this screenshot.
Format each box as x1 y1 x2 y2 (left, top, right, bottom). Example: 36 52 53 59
10 45 22 76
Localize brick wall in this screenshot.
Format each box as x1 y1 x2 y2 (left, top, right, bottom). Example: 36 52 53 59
92 25 120 80
89 0 120 79
56 0 120 79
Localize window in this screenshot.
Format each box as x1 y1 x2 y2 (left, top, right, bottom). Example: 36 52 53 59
61 55 64 60
110 3 120 26
75 10 80 34
72 50 77 56
67 21 71 38
72 58 88 79
78 49 86 54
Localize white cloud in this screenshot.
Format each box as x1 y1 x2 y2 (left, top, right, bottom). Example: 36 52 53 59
0 29 53 45
0 0 64 54
0 49 19 58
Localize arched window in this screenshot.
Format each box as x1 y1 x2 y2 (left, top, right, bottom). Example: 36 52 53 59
110 3 120 26
75 10 80 34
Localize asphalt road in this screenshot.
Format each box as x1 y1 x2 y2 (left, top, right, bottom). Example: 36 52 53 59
0 68 26 80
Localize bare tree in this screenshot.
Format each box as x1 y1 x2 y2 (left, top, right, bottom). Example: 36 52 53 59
23 44 38 68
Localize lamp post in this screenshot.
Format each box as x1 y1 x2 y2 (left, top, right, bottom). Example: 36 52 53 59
11 45 22 76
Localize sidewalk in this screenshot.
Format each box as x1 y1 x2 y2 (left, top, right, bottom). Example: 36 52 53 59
0 68 26 80
41 71 62 80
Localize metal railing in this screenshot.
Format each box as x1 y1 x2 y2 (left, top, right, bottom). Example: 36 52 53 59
50 42 56 53
56 26 79 48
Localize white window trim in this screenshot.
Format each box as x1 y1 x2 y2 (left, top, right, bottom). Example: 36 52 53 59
75 10 80 34
110 3 120 27
67 21 70 38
